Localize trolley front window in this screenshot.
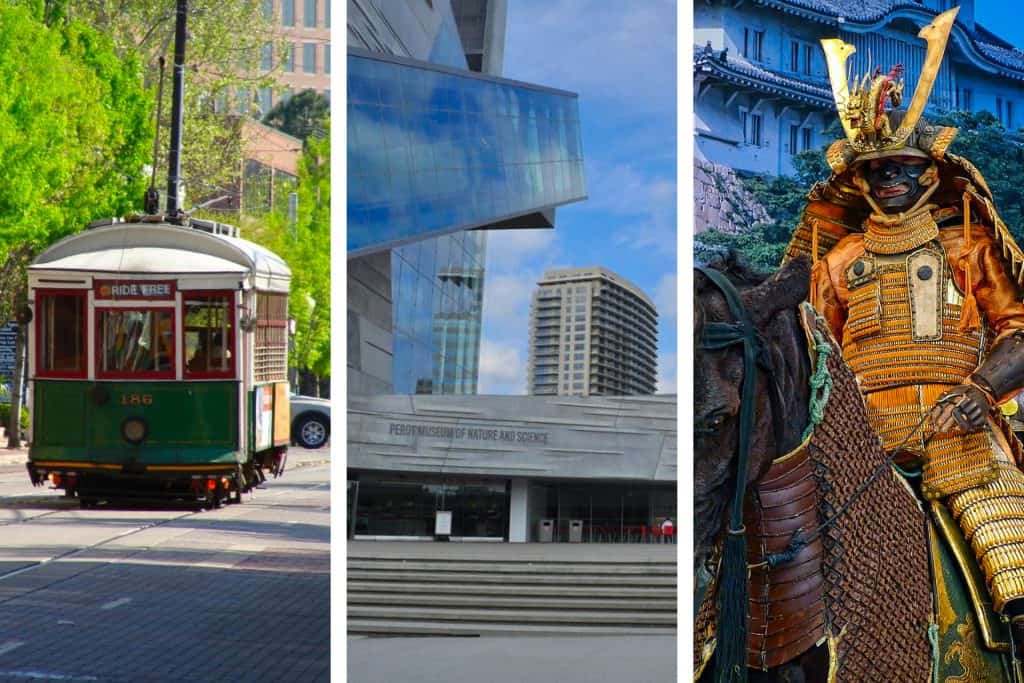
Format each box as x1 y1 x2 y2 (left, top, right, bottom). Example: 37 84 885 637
37 292 86 377
98 309 174 378
184 293 235 378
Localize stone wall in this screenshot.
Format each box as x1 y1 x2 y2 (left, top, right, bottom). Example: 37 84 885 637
694 159 770 235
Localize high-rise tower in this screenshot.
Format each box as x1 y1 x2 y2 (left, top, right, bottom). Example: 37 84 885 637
528 267 658 397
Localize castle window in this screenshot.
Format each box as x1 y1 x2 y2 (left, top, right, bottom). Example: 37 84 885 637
743 29 764 62
750 113 763 146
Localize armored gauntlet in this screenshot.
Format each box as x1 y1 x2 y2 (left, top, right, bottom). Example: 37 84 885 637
934 331 1024 433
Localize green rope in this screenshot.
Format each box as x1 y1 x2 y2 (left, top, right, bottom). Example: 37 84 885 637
802 324 834 441
928 622 940 683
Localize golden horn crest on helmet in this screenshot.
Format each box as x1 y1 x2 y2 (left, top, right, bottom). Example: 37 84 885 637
821 7 958 155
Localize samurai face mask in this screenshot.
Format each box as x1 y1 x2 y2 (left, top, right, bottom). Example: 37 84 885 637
864 155 932 213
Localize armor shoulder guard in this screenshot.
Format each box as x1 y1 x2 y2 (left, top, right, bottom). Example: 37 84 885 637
945 155 1024 289
783 180 868 265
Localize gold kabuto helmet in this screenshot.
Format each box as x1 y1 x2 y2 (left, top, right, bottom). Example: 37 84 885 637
784 4 1024 292
821 7 960 173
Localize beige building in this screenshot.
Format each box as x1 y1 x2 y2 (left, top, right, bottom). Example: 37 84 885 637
528 267 658 397
257 0 332 116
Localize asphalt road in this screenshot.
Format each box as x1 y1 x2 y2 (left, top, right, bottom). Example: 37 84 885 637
0 447 331 682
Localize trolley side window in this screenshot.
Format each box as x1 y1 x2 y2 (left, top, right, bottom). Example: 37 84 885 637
97 309 174 378
184 293 235 378
255 292 288 382
37 292 86 377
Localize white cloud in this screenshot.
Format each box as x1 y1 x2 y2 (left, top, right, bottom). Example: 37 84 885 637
654 273 677 321
485 229 559 269
583 161 676 257
657 352 677 395
504 0 676 115
478 338 528 394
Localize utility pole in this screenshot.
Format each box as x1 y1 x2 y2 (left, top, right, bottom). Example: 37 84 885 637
165 0 187 217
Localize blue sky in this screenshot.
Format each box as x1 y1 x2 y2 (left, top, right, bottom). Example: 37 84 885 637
976 3 1024 50
477 0 677 394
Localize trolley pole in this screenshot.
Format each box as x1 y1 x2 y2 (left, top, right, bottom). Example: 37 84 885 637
166 0 187 217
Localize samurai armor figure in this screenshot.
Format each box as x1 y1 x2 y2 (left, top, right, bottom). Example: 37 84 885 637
792 7 1024 633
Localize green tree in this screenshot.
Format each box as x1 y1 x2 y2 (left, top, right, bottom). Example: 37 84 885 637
245 128 330 394
263 89 329 143
930 109 1024 244
0 4 152 445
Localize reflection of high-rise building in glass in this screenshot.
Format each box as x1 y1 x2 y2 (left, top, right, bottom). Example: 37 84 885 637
528 267 658 397
347 0 587 396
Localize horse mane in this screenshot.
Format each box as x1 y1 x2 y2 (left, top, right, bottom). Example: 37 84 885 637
699 249 770 287
694 250 771 345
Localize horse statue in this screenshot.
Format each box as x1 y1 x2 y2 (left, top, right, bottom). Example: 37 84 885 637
694 252 1019 682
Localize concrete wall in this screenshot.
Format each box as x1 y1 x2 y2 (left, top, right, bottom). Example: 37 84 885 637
347 394 677 482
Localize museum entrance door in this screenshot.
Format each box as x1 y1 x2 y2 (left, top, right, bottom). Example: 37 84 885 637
351 474 509 540
529 481 676 542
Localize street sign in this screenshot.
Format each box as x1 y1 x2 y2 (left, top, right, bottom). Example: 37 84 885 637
0 323 18 403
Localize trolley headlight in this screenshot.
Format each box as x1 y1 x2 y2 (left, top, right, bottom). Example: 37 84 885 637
121 417 148 445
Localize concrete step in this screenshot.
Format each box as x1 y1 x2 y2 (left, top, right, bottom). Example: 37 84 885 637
347 559 677 575
346 569 676 586
347 619 677 637
347 605 677 626
348 592 676 611
346 581 677 599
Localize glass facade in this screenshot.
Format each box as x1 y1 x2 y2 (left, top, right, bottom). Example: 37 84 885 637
527 482 676 543
391 230 486 395
347 52 587 255
351 475 509 538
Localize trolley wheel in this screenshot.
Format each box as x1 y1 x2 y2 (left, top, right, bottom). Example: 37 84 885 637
295 413 329 449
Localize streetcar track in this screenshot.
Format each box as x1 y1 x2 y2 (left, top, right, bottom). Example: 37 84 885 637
0 478 329 589
0 509 198 586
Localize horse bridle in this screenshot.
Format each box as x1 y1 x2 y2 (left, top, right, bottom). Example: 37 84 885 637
697 266 789 526
696 265 788 683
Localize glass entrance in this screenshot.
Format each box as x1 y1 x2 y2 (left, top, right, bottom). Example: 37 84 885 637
351 474 509 539
530 481 676 542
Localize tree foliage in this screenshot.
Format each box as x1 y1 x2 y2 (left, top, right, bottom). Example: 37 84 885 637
694 149 828 272
930 109 1024 244
263 89 329 143
69 0 283 206
0 4 151 255
245 128 331 391
0 3 153 444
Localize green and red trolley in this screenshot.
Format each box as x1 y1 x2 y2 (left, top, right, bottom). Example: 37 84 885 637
25 218 292 507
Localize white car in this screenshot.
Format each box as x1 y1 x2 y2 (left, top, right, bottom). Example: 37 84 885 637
290 394 330 449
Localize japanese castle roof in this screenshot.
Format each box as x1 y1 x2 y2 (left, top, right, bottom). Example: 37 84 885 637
696 0 1024 98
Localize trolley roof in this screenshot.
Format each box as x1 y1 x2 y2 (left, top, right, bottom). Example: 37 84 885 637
30 222 291 293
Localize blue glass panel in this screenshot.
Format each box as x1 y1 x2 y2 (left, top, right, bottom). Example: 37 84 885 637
347 53 587 255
